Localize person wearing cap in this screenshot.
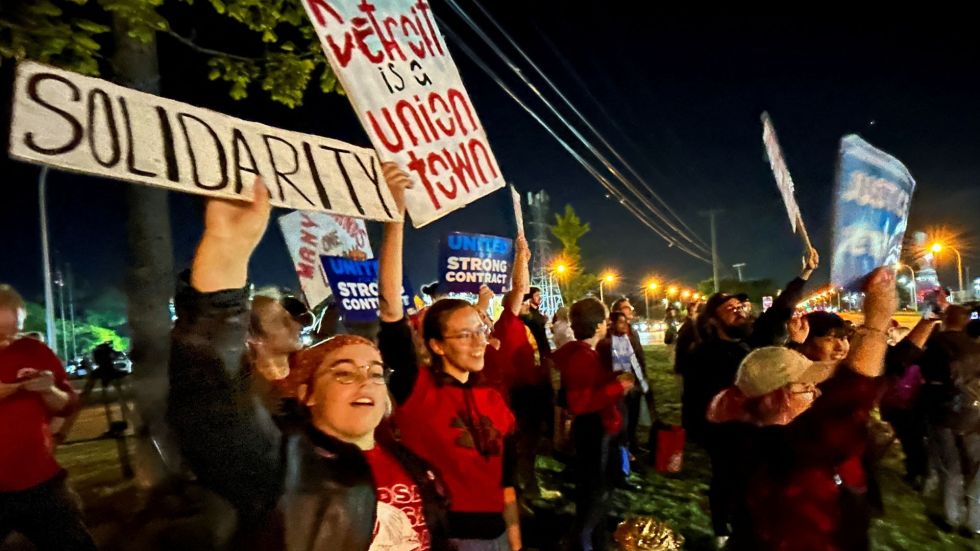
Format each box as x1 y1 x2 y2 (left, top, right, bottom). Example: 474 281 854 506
683 248 819 547
167 170 453 550
707 267 898 550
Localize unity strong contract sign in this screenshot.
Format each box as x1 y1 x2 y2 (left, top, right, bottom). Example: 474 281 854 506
302 0 507 227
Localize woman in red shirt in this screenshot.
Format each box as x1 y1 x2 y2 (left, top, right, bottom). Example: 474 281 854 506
377 165 525 551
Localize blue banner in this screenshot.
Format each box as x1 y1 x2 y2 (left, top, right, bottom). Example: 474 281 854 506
439 232 514 294
831 135 916 288
320 256 414 322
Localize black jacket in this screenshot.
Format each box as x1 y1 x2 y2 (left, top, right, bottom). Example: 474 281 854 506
167 282 452 550
682 277 808 439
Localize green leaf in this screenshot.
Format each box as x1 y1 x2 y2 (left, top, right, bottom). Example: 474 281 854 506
75 20 111 34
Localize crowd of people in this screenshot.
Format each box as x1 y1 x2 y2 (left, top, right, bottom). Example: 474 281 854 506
2 163 980 551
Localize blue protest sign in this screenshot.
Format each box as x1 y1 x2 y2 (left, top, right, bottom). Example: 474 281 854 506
439 232 514 294
320 256 414 322
830 135 916 288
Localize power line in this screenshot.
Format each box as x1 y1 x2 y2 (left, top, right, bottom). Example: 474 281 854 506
438 23 711 264
441 1 710 256
463 0 710 253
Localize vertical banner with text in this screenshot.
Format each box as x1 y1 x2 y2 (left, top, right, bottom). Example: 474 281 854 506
301 0 506 227
830 135 916 288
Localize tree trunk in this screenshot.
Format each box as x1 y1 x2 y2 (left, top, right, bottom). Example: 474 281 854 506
111 16 177 488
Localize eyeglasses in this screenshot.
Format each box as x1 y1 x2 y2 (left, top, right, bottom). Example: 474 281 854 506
319 363 389 386
443 324 492 342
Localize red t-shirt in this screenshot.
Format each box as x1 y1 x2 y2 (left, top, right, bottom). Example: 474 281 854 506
553 340 624 435
0 338 78 492
481 310 536 398
364 446 430 551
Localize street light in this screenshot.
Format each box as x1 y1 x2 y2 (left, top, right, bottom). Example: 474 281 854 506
931 242 964 293
895 263 918 310
644 281 658 319
599 272 616 304
680 289 691 300
554 263 567 275
667 286 678 297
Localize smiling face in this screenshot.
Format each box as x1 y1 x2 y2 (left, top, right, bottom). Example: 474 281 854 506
305 343 388 446
428 307 488 378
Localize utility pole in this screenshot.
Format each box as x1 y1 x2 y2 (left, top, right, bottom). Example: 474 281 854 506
732 263 746 282
39 167 57 348
700 209 723 293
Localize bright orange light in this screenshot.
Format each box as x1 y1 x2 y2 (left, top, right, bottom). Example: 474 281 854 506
930 243 943 254
647 281 659 291
555 263 567 274
603 273 616 283
680 290 691 299
667 286 678 296
693 293 701 300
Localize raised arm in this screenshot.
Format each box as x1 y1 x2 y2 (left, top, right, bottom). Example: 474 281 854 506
846 267 898 378
168 182 284 520
502 235 531 316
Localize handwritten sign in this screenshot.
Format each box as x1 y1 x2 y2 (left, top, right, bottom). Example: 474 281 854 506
761 112 801 233
9 61 398 221
301 0 506 227
278 212 373 308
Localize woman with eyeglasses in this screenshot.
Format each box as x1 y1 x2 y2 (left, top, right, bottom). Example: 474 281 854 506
167 170 452 551
377 165 527 551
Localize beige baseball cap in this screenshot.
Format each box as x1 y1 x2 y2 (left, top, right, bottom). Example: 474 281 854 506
734 347 837 398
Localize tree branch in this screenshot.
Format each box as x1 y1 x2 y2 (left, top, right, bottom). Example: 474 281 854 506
164 30 319 62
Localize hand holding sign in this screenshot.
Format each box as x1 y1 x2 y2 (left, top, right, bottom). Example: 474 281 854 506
863 267 899 331
192 178 271 292
381 162 413 219
800 248 820 280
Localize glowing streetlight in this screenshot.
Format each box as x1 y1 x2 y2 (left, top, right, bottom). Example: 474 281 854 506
599 272 617 303
895 263 918 310
643 280 659 318
667 286 678 297
680 289 692 300
555 263 567 275
930 242 964 293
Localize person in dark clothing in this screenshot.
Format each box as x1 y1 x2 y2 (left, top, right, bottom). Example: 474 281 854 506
707 267 898 551
686 248 818 546
554 298 634 551
878 316 941 490
919 305 980 535
167 171 452 551
377 166 526 551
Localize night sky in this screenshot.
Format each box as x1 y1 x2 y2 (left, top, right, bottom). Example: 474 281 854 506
2 8 979 308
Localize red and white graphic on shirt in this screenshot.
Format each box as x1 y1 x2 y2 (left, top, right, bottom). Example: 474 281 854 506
365 447 430 551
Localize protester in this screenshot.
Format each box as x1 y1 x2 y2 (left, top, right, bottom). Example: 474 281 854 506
552 307 575 349
878 316 941 490
597 311 650 467
167 175 452 551
707 267 898 550
554 298 634 551
512 287 556 498
610 298 655 452
918 305 980 535
377 164 524 551
684 248 819 546
0 283 94 551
